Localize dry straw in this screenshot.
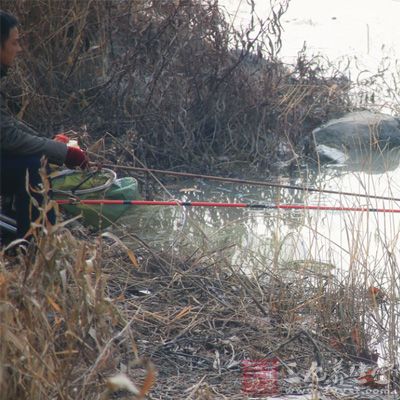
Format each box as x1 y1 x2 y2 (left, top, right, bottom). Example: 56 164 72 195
1 176 399 397
2 0 351 171
0 170 154 399
1 164 398 397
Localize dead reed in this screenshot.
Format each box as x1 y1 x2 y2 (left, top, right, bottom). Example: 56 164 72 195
96 230 399 398
1 189 398 398
0 183 154 399
1 0 351 171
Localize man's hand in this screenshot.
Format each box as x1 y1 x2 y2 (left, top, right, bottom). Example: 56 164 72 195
65 146 89 169
54 133 69 144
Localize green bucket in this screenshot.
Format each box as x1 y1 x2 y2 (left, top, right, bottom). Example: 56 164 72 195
51 168 141 229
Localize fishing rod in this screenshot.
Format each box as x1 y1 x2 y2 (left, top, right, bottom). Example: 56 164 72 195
2 200 397 235
55 199 400 213
99 163 400 203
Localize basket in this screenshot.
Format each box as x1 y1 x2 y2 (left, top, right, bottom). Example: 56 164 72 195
51 168 140 229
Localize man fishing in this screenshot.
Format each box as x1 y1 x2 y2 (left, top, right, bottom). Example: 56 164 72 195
0 10 89 241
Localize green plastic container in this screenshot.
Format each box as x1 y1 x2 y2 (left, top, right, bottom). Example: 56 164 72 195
51 169 141 229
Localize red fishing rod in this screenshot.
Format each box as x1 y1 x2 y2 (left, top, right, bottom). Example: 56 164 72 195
55 199 400 213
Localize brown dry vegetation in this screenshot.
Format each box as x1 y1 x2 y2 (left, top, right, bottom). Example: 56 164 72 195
1 0 351 171
2 209 397 399
1 169 398 399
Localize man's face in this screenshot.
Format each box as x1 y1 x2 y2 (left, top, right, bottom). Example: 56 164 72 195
0 27 22 66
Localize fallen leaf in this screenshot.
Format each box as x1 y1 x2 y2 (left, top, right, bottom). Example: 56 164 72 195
46 295 62 313
139 361 156 397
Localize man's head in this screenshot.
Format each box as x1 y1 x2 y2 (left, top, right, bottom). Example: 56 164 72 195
0 10 22 67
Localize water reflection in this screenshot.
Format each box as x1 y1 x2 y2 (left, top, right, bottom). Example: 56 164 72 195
318 146 400 174
120 150 400 278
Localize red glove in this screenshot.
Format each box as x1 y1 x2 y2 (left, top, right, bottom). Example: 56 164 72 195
65 146 89 169
54 133 69 144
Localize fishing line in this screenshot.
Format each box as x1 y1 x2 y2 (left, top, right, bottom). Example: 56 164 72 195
99 163 400 204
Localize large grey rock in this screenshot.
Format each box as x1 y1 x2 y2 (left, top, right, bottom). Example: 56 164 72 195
313 111 400 160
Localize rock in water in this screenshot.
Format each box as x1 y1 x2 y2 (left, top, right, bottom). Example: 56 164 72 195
312 111 400 162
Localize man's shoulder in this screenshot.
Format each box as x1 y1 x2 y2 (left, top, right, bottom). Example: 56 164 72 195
0 88 13 114
0 95 18 126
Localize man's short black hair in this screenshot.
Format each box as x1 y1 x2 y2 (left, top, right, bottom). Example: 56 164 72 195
0 10 18 47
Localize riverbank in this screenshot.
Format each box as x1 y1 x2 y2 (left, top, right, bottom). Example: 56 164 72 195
1 201 398 398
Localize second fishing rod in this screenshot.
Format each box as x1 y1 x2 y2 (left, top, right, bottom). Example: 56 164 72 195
98 163 400 204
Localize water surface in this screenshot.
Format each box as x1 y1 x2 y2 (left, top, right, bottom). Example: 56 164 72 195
122 150 400 277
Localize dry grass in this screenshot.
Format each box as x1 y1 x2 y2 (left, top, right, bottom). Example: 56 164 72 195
0 185 154 399
1 184 399 398
1 0 351 171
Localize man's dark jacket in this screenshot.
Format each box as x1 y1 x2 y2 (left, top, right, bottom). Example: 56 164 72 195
0 65 67 164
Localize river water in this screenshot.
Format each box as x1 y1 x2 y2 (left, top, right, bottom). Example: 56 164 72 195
220 0 400 114
123 151 400 276
120 0 400 273
220 0 400 71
